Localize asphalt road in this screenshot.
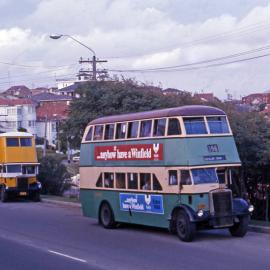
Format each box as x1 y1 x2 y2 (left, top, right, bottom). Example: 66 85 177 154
0 201 269 270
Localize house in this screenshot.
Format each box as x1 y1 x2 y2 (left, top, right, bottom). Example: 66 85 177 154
57 82 86 98
32 93 72 146
194 93 217 102
163 88 187 95
3 85 32 99
242 93 270 105
0 99 36 134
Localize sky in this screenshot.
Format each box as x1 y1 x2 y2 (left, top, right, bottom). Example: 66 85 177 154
1 0 270 99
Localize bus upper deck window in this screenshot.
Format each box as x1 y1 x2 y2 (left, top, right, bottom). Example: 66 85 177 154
153 118 166 137
127 121 139 138
207 116 229 134
104 173 114 188
93 125 104 140
6 138 19 147
168 170 178 185
20 138 32 147
85 126 93 141
167 118 181 135
184 117 207 135
140 120 152 137
104 124 114 140
127 173 138 189
116 123 127 139
180 170 192 185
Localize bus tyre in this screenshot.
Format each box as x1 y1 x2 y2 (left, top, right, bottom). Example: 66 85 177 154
99 202 116 229
1 188 8 203
176 210 196 242
229 215 249 237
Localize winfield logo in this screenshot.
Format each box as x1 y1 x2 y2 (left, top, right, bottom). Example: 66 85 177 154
95 144 163 161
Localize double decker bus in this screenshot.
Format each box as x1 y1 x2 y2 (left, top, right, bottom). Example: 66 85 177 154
79 105 253 241
0 132 41 202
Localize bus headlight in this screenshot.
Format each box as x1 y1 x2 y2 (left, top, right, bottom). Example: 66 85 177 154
37 182 42 189
248 205 254 213
197 209 204 217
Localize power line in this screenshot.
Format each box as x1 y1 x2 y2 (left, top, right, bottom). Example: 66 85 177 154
105 19 270 60
107 44 270 72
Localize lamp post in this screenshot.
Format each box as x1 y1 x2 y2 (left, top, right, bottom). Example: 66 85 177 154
50 34 97 80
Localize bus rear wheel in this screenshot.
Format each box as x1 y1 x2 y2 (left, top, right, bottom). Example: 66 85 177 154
176 210 196 242
99 202 116 229
229 215 249 237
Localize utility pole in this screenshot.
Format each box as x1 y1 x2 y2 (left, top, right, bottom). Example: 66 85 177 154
79 56 108 81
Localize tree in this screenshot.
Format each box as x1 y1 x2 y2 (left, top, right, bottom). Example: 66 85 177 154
38 155 70 195
60 78 196 148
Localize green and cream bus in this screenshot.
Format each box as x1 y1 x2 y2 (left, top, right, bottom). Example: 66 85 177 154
79 105 253 241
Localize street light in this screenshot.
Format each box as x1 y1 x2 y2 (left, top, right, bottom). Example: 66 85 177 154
50 33 97 80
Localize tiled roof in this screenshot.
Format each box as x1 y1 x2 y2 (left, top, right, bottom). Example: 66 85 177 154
0 98 34 106
4 85 31 97
59 82 86 93
36 102 69 121
31 92 72 102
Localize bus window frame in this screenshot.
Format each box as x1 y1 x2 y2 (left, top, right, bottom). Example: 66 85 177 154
83 125 93 142
139 119 153 138
152 118 167 137
93 124 104 141
166 117 182 137
104 123 115 140
115 122 128 140
127 121 140 139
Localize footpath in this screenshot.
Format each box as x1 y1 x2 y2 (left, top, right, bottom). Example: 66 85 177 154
41 195 270 234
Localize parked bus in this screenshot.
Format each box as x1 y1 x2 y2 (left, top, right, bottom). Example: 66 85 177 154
79 105 253 241
0 132 41 202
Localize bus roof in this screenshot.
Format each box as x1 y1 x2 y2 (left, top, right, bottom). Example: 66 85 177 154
89 105 226 125
0 132 33 137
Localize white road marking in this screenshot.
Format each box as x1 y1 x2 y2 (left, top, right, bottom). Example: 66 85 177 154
48 250 87 263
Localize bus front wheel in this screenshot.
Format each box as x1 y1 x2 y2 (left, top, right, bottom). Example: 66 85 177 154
99 202 116 229
176 210 196 242
229 215 249 237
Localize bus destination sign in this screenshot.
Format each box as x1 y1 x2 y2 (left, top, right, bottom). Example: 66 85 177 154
95 143 163 161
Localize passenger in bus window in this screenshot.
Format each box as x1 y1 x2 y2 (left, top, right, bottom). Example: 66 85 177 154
104 173 114 188
180 170 192 185
169 170 178 185
140 173 151 190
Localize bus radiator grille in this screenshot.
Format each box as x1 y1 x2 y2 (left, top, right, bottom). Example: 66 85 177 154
17 177 29 191
210 190 233 227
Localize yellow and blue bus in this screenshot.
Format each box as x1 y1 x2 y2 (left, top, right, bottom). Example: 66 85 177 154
79 105 253 241
0 132 41 202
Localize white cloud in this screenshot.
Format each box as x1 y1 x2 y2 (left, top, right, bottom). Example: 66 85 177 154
0 0 270 97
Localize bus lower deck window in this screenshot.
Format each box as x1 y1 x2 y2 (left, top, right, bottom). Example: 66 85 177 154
96 174 103 187
140 173 151 190
153 118 166 137
127 173 138 189
116 173 126 189
167 118 181 135
153 174 162 190
104 173 114 188
180 170 192 185
169 170 178 185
